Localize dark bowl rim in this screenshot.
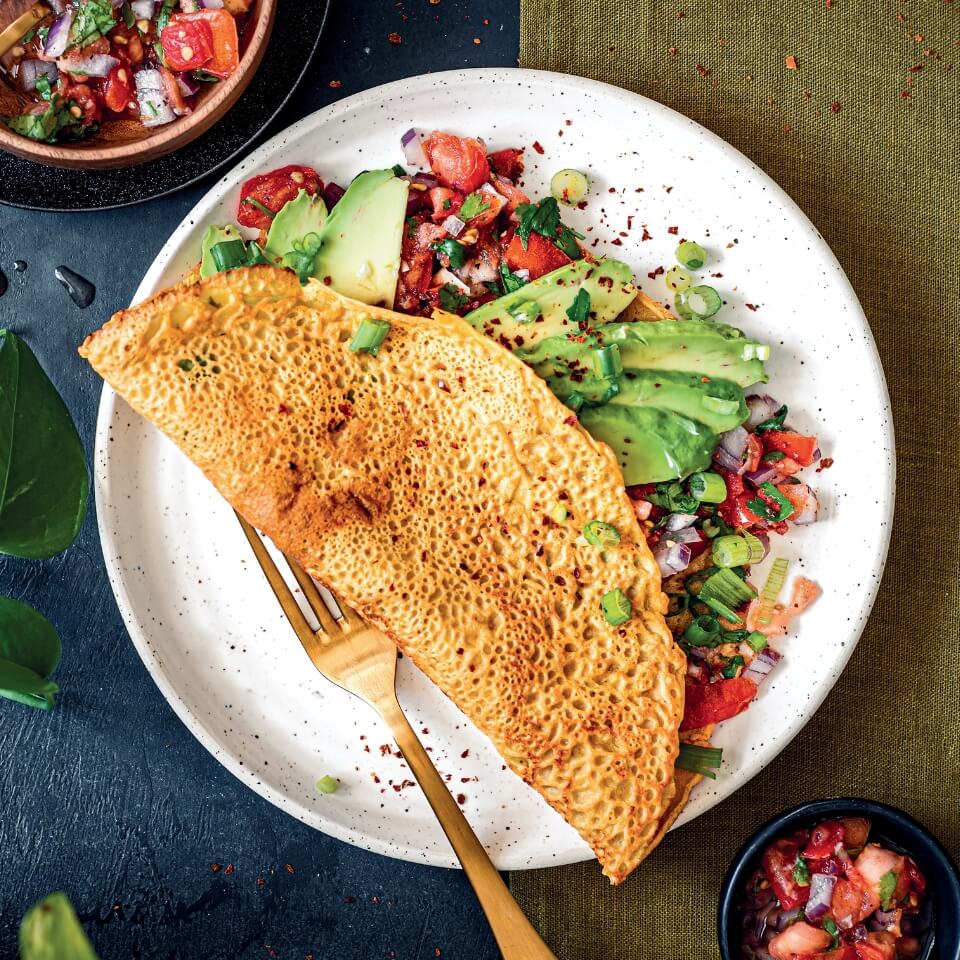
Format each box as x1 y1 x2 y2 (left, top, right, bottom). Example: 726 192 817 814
716 797 960 960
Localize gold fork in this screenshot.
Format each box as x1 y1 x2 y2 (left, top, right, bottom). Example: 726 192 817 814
236 513 559 960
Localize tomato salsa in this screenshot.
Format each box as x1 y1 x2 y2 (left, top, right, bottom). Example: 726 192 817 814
2 0 249 144
742 817 929 960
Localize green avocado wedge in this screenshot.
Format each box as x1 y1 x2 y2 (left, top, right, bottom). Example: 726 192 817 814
579 404 717 483
264 188 328 261
464 258 636 355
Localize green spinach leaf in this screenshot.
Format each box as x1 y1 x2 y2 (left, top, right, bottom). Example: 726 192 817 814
0 596 61 710
20 892 101 960
0 331 89 559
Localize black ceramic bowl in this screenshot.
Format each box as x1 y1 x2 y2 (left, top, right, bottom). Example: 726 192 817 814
718 798 960 960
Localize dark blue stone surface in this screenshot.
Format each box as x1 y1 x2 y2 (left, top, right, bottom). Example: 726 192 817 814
0 2 518 956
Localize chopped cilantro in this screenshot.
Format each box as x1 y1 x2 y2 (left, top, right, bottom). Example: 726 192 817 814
792 856 810 885
20 28 35 43
121 1 135 26
756 404 788 432
458 192 490 221
515 196 560 249
722 655 745 679
153 41 165 64
35 74 53 102
404 215 418 238
554 223 585 258
430 238 467 269
822 917 839 949
156 0 177 32
391 163 407 177
878 869 898 910
499 262 528 294
442 198 452 210
192 70 220 82
5 99 85 143
647 481 699 514
565 288 591 324
70 0 116 49
438 283 470 312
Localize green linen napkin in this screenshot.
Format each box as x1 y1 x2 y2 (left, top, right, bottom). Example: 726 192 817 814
512 2 960 957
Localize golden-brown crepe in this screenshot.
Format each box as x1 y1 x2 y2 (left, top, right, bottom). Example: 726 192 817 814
80 266 687 883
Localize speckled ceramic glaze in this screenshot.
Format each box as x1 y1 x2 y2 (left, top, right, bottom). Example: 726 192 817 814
94 69 895 871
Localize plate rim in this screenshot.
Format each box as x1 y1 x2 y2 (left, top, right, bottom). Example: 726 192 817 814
93 66 896 870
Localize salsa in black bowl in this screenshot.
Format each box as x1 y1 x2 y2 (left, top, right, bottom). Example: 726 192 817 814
717 799 960 960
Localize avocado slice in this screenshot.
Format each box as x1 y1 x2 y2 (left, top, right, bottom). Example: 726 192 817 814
525 320 768 389
464 258 637 355
264 188 328 261
547 368 747 433
579 404 717 484
311 170 408 308
199 224 242 279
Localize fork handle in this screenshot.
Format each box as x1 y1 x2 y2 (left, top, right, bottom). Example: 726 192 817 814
379 698 559 960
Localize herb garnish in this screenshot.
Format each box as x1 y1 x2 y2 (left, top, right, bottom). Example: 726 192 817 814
565 288 591 325
430 238 467 269
438 284 470 312
878 869 898 910
242 196 276 219
515 196 585 257
499 263 528 293
792 856 810 885
70 0 116 49
458 192 490 221
755 404 788 432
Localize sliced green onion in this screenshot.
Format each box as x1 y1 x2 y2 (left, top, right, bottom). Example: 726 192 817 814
757 557 790 624
712 532 765 568
301 232 323 256
750 482 794 521
210 239 249 273
551 503 568 522
178 359 194 372
674 290 695 319
793 856 811 885
688 471 727 503
348 318 391 356
746 631 768 652
665 264 692 292
242 196 276 219
700 567 756 608
701 516 731 539
508 299 542 325
755 404 788 432
763 450 786 463
592 343 623 379
678 284 722 319
722 655 745 679
702 596 743 624
676 743 723 779
601 588 632 626
583 520 620 548
675 240 707 270
683 614 721 647
743 342 771 362
550 168 591 205
702 395 740 415
391 163 407 177
316 775 339 794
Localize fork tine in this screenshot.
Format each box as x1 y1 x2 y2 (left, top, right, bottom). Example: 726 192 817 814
285 557 344 635
235 513 322 643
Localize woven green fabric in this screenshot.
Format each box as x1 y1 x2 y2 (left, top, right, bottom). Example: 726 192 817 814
512 3 960 957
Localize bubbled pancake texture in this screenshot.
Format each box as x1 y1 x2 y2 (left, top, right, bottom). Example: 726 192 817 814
81 266 686 884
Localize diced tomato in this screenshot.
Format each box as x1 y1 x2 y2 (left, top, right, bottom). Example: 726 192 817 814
424 131 490 193
853 933 897 960
395 218 445 314
768 922 833 960
854 844 905 902
902 857 926 897
237 165 323 229
63 82 101 125
680 677 757 732
760 834 811 910
832 870 881 929
171 10 239 78
839 817 872 850
504 231 572 280
764 430 819 466
428 187 460 222
102 64 134 114
747 577 820 638
159 66 189 117
744 433 763 473
487 147 524 180
816 945 857 960
160 17 214 71
803 820 846 859
776 456 802 476
492 174 530 212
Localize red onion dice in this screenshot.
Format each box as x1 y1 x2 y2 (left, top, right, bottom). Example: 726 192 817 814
17 60 58 93
746 394 781 429
742 647 782 687
322 182 346 209
131 0 156 16
719 425 749 461
440 214 465 238
654 540 691 577
58 54 120 78
135 69 175 127
713 445 742 473
745 464 784 487
665 512 698 531
663 527 700 545
43 10 74 58
400 128 429 169
804 873 836 921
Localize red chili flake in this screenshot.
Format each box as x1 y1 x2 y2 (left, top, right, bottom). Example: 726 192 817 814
896 11 905 21
641 225 652 241
783 124 793 132
745 303 759 311
830 101 842 112
437 380 450 392
225 864 235 876
256 877 266 887
482 17 490 24
285 863 295 874
667 225 679 235
328 80 341 89
322 275 332 285
909 64 923 71
456 793 467 805
900 90 911 97
825 0 832 7
278 403 290 414
210 863 222 873
532 140 545 154
563 414 577 426
668 46 678 55
387 32 402 44
472 37 481 44
460 749 470 758
914 33 923 42
785 55 798 70
695 64 711 77
265 947 278 958
611 238 623 246
647 266 665 280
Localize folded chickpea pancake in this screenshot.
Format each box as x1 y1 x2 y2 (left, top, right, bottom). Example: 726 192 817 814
80 265 687 884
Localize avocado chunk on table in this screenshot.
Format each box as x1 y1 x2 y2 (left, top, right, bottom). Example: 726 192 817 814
579 404 717 483
464 258 636 354
311 169 408 308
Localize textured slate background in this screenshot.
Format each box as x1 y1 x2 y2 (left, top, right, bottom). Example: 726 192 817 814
0 2 518 957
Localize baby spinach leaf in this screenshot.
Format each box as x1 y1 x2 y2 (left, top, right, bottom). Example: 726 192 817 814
0 596 61 710
0 331 89 559
20 892 101 960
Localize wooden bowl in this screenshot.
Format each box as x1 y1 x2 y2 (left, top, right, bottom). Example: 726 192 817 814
0 0 276 170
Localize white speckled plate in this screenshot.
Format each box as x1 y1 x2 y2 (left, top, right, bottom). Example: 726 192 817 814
94 69 894 871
